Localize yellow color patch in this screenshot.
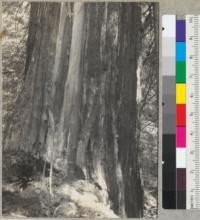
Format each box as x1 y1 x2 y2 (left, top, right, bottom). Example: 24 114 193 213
176 84 186 104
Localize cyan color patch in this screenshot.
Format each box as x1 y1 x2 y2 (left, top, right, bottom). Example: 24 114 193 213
176 42 186 61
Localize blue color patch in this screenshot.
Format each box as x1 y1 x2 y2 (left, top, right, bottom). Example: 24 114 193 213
176 20 186 42
176 42 186 61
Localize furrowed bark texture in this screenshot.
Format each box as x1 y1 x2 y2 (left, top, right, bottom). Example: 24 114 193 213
4 2 143 217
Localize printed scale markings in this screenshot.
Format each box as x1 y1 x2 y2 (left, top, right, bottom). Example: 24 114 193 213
186 15 200 210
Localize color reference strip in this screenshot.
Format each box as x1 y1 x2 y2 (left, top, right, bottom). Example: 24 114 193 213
176 19 186 209
163 15 200 210
162 15 176 209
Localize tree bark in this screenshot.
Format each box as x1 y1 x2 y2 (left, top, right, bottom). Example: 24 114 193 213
4 2 144 217
58 2 84 177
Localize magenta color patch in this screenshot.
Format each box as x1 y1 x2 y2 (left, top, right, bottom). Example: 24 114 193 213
176 127 186 147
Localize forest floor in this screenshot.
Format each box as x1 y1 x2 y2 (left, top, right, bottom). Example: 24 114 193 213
2 151 118 218
3 179 118 218
3 178 157 218
2 150 157 218
2 180 157 218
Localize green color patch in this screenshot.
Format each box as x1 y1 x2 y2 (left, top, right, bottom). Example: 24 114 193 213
176 61 186 83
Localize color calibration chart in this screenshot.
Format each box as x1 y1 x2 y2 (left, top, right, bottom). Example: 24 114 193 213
162 15 200 209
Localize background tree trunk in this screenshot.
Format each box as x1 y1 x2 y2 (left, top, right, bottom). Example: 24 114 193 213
3 2 144 217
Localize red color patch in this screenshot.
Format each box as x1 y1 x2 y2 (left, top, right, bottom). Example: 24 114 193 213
176 104 186 126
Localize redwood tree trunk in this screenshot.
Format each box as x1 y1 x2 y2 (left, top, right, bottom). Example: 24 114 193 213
4 2 143 217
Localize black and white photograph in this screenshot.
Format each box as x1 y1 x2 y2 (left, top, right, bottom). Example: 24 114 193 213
2 2 159 218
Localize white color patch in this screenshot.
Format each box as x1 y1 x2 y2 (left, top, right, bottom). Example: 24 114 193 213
162 15 176 37
176 148 186 168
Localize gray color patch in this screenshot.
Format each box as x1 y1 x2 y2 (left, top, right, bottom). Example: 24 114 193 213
163 76 176 95
163 94 176 115
163 113 176 134
162 57 175 76
162 37 176 57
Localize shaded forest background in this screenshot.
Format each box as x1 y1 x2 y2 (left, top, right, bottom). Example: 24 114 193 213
2 2 158 218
